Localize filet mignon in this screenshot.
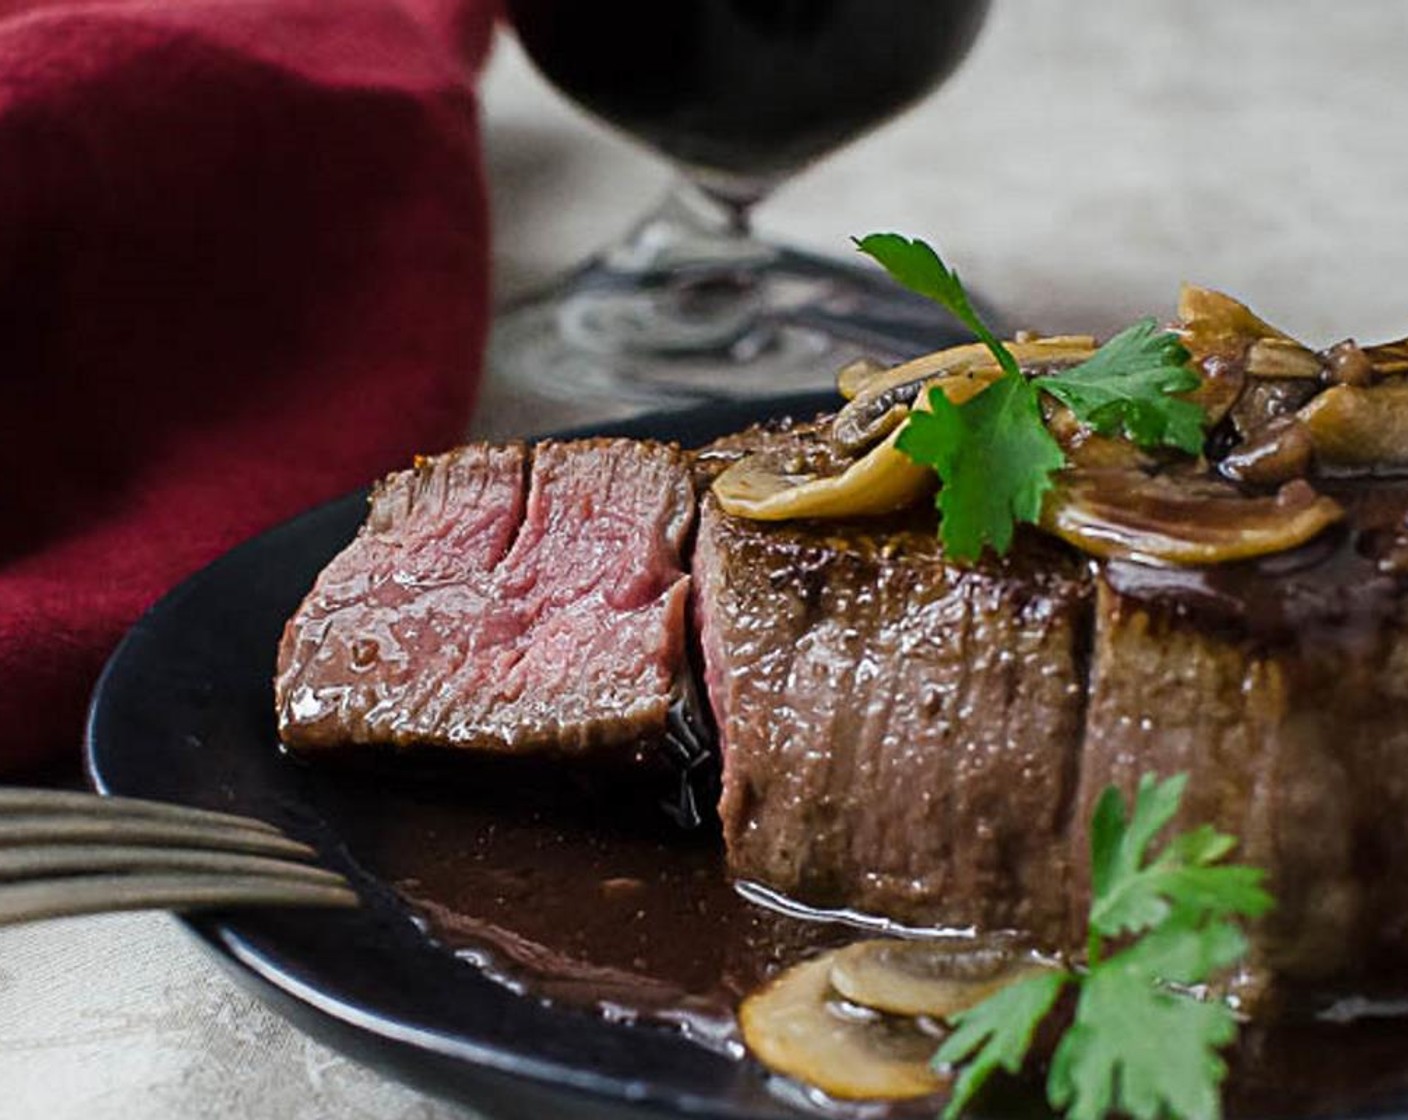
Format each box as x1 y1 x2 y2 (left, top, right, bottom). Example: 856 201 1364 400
697 437 1408 985
271 387 1408 993
693 495 1088 948
1074 485 1408 983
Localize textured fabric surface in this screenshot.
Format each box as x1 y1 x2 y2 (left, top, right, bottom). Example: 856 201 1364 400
0 913 482 1120
0 0 494 773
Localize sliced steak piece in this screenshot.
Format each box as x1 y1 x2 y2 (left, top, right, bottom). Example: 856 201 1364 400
1073 485 1408 984
694 493 1091 945
276 438 696 756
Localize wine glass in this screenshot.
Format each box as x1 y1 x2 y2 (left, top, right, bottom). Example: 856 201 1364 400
492 0 992 405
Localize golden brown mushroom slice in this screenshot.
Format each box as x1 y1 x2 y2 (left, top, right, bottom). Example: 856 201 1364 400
832 336 1096 453
1299 383 1408 470
1362 337 1408 377
712 426 934 520
1177 284 1297 358
1042 469 1343 566
1217 417 1315 486
835 356 891 401
1245 337 1323 380
1176 286 1320 425
713 366 1008 521
739 952 947 1102
828 938 1058 1020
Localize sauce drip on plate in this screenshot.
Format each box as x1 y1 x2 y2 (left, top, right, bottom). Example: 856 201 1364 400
304 754 1408 1118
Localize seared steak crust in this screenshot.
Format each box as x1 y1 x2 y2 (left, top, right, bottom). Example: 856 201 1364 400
695 495 1090 944
699 454 1408 984
1074 486 1408 982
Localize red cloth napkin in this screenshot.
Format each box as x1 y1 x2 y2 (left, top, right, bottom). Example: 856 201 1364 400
0 0 495 773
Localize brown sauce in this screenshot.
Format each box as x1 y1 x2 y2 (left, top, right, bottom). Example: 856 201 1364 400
306 755 1408 1119
308 756 849 1045
1103 482 1408 647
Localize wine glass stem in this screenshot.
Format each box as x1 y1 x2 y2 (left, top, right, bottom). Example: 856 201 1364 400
560 177 781 358
599 176 772 276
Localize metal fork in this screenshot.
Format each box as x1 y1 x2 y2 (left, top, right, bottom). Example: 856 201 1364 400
0 788 358 926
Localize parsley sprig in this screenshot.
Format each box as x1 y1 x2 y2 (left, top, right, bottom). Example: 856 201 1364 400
894 373 1064 560
1034 320 1203 455
854 234 1205 561
934 773 1274 1120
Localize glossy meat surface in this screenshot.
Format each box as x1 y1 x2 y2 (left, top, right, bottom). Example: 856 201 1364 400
694 495 1089 945
697 466 1408 987
1076 485 1408 983
275 439 695 754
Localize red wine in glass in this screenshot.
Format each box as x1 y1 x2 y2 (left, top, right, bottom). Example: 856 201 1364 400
494 0 992 403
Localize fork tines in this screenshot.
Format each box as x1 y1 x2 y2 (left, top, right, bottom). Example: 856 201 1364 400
0 788 358 926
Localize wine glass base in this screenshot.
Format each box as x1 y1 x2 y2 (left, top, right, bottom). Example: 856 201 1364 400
487 244 979 408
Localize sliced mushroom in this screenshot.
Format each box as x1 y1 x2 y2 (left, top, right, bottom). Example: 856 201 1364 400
1227 375 1322 444
1245 337 1322 380
836 357 890 401
1176 286 1325 433
1299 383 1408 470
1042 469 1343 566
713 370 996 521
1363 337 1408 377
1321 340 1375 387
1217 416 1315 486
712 427 933 521
832 397 913 450
828 938 1056 1020
831 336 1096 453
1177 284 1297 359
1183 353 1246 429
739 952 946 1101
835 344 988 422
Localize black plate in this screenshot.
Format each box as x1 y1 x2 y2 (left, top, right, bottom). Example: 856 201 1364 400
82 390 1408 1120
85 393 842 1120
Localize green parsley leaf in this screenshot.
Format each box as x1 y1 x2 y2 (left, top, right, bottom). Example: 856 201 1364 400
1034 318 1205 454
1090 774 1273 942
857 231 1050 560
897 379 1065 561
853 233 1020 379
1111 914 1251 987
935 773 1273 1120
1089 773 1182 910
1048 937 1240 1120
856 232 1209 561
934 969 1069 1120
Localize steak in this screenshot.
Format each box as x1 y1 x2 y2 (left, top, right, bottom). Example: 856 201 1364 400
694 494 1090 947
697 458 1408 985
273 411 1408 990
1073 486 1408 984
275 438 695 756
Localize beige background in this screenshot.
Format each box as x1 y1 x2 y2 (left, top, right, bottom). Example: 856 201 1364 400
8 2 1408 1117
